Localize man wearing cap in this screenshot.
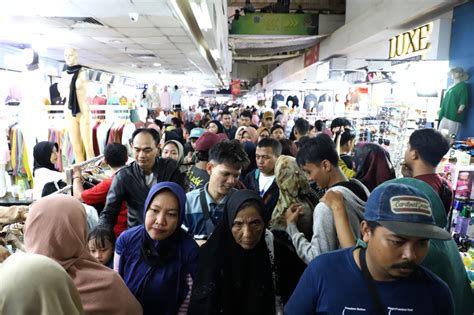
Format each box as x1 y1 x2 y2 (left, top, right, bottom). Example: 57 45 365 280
184 140 249 242
185 131 221 192
221 110 237 139
285 183 454 315
261 110 274 130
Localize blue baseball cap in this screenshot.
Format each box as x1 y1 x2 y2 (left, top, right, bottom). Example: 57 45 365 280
364 183 451 240
189 128 206 139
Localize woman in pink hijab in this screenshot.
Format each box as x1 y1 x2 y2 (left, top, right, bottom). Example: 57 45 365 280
24 194 142 315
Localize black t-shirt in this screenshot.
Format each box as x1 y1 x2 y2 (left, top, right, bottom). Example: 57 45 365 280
340 154 353 170
332 180 368 202
185 165 210 192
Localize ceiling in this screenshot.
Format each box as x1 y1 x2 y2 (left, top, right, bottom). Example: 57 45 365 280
0 0 224 87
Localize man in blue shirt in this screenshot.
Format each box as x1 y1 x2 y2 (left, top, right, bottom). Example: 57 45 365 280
184 140 249 242
285 183 454 315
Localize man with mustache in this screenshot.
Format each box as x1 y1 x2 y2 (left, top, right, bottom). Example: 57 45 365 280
285 183 454 315
99 128 184 229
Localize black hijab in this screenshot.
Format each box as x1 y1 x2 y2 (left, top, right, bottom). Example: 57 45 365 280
189 190 276 315
33 141 58 175
206 120 224 134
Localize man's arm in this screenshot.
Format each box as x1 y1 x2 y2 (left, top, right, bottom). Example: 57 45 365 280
72 165 84 201
287 204 336 264
98 174 126 228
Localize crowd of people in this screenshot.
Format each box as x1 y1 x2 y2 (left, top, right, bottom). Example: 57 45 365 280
1 104 473 315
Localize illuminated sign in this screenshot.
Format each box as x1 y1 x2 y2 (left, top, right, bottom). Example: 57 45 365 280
389 23 432 59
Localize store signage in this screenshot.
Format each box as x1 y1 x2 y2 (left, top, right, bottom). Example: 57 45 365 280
304 44 319 68
389 23 432 59
231 80 241 96
230 13 318 36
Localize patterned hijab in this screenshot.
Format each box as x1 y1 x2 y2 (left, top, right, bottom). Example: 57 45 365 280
270 155 315 239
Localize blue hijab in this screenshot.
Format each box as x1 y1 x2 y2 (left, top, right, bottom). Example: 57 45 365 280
117 182 198 315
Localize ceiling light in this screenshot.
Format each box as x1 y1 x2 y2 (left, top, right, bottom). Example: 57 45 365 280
111 39 123 43
153 63 161 67
210 49 220 60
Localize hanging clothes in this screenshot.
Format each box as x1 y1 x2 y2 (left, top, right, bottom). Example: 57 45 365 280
272 94 284 109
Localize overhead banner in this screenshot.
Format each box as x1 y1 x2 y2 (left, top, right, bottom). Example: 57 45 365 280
304 44 320 68
231 80 241 96
230 13 318 36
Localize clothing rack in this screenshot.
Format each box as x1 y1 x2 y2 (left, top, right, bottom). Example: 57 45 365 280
65 154 104 185
51 185 72 196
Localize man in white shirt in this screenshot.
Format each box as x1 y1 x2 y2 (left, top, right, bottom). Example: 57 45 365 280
243 138 281 225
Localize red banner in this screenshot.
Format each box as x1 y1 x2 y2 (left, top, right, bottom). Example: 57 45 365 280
304 43 320 68
231 80 241 95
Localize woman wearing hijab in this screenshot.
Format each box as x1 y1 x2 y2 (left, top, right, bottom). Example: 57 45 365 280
257 127 270 143
235 125 247 142
115 182 199 315
241 140 257 180
0 252 84 315
205 120 224 134
241 126 258 144
162 140 184 165
189 190 283 315
32 141 65 199
353 142 396 191
24 194 142 315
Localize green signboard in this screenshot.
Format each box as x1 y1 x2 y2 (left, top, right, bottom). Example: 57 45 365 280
230 13 318 36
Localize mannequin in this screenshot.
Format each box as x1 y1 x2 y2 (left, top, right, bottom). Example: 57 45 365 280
171 85 183 112
147 84 160 111
161 86 171 112
438 67 469 136
58 48 94 162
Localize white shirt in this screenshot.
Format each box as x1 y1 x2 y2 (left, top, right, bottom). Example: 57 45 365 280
258 173 275 197
33 168 65 200
171 89 183 105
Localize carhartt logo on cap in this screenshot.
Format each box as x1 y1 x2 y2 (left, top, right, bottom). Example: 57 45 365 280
389 196 431 216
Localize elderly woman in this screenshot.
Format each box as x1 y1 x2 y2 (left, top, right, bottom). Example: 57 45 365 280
24 194 142 315
115 182 199 315
353 143 396 191
189 190 283 315
0 253 84 315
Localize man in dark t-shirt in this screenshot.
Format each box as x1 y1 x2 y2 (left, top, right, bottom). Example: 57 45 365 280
403 128 453 214
185 132 223 192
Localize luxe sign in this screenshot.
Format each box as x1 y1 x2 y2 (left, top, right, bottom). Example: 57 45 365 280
389 23 432 59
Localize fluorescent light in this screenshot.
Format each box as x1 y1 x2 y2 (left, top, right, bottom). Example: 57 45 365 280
153 63 161 67
190 1 212 31
210 49 220 60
